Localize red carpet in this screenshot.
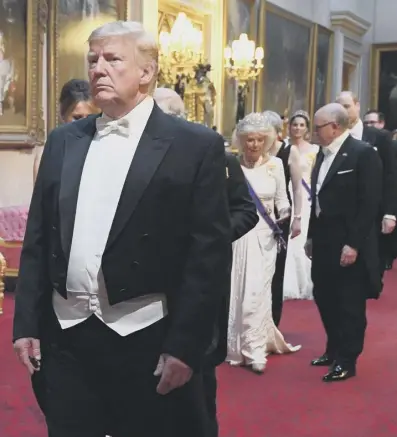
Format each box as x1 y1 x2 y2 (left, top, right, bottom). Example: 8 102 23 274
1 270 397 437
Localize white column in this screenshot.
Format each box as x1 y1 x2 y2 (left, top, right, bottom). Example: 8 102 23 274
331 28 345 99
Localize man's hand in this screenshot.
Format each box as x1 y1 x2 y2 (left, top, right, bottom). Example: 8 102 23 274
382 217 396 234
304 239 312 259
340 245 357 267
154 354 193 395
13 338 41 375
290 217 302 239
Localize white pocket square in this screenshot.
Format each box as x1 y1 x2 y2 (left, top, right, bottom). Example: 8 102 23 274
337 169 354 174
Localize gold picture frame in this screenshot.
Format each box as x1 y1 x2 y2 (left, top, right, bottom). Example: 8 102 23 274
309 24 333 122
0 0 46 149
47 0 129 132
370 43 397 131
256 3 314 118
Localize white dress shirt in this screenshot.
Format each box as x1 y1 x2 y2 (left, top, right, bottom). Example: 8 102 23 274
53 96 167 336
349 119 363 140
315 130 350 216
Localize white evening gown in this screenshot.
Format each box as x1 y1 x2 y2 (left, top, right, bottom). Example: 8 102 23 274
227 157 301 368
283 144 319 300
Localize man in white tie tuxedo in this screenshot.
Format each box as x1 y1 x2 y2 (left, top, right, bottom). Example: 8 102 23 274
13 21 231 437
306 103 382 382
336 92 397 276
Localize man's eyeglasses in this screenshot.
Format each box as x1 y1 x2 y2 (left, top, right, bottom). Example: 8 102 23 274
313 121 334 131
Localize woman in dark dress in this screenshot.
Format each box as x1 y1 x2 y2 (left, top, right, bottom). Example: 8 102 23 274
263 110 303 326
33 79 99 182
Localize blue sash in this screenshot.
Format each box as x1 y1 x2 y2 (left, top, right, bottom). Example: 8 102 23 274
245 178 287 252
301 178 311 201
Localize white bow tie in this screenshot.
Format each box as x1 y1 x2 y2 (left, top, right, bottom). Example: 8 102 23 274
96 117 130 138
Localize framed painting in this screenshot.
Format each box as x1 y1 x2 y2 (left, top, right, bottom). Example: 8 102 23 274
222 0 257 139
311 25 333 115
47 0 128 131
259 4 313 118
0 0 46 148
371 44 397 131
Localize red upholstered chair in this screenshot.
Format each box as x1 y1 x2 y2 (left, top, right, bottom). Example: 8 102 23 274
0 205 29 287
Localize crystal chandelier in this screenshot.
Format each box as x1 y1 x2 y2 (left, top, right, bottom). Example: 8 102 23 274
159 12 203 85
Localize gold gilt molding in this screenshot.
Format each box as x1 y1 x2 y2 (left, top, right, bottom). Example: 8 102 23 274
158 1 207 42
309 25 333 124
308 24 318 123
47 0 128 132
0 1 45 149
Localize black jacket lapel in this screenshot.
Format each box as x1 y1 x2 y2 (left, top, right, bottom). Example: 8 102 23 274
311 150 324 199
105 106 173 250
59 116 97 257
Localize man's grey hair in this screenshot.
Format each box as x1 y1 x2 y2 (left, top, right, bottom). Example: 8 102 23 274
315 103 350 129
263 110 283 133
153 87 186 118
88 21 159 80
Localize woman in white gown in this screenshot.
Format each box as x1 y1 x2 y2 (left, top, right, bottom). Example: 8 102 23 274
283 111 319 300
227 113 301 373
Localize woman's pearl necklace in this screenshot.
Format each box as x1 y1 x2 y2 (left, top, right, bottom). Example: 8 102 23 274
243 155 262 168
243 154 271 168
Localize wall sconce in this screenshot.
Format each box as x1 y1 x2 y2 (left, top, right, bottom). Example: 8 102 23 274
224 33 264 122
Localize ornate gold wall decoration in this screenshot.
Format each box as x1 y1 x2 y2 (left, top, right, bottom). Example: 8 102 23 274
47 0 128 132
0 0 45 149
158 1 216 126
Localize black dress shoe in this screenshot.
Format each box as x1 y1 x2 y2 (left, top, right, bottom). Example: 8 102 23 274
311 354 334 367
322 365 356 382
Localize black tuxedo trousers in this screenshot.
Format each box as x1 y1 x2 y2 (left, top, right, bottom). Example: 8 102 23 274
33 312 210 437
311 216 367 370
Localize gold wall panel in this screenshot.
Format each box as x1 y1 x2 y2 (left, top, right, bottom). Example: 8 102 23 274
158 1 206 34
47 0 128 132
